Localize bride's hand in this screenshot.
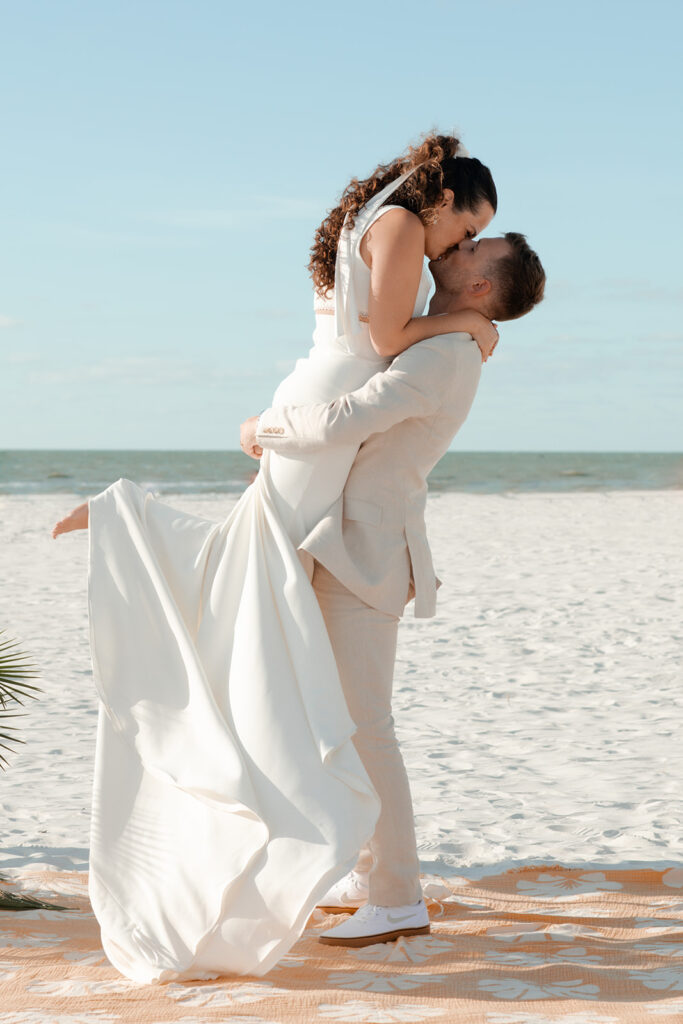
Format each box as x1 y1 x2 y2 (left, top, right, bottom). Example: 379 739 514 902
448 310 499 362
468 314 499 362
240 416 263 460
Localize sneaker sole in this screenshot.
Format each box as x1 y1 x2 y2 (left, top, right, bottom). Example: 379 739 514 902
316 904 361 914
318 924 430 947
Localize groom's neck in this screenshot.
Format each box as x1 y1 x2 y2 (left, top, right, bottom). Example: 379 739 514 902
429 290 467 316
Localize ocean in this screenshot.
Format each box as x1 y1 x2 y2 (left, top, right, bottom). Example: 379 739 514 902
1 451 682 496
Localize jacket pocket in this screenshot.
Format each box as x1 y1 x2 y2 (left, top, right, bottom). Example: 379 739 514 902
343 497 383 527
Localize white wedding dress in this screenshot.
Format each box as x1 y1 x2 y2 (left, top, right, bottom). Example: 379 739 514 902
86 170 431 984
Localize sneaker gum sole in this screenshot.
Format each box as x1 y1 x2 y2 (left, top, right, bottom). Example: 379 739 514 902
316 904 361 914
318 923 430 947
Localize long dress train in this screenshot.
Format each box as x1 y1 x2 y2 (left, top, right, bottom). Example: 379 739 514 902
86 169 431 983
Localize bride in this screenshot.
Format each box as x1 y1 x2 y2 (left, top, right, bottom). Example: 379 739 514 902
52 133 498 984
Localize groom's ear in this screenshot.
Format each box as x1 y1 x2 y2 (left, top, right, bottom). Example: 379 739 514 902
468 277 493 298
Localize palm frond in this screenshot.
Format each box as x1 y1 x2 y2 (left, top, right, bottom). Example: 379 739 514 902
0 632 41 768
0 888 68 911
0 632 41 706
0 637 63 909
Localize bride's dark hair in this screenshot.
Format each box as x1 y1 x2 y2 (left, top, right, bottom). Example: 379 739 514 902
308 133 497 296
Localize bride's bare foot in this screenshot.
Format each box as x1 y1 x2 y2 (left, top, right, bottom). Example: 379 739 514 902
52 501 89 539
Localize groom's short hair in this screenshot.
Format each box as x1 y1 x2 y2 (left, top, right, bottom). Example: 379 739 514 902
489 233 546 321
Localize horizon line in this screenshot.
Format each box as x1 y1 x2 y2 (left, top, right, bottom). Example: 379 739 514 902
2 449 682 457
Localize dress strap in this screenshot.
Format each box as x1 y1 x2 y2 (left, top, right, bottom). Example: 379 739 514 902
354 165 417 221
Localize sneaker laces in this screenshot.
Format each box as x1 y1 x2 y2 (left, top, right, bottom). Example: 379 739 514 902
354 903 386 923
356 899 424 921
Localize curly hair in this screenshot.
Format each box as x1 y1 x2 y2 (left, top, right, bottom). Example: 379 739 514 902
308 133 497 296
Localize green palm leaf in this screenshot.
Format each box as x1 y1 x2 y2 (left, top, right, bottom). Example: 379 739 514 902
0 631 41 770
0 636 65 910
0 888 68 911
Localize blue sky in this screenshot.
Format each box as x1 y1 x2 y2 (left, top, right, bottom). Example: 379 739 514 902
1 0 681 450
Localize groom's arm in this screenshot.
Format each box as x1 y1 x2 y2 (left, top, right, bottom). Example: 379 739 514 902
254 334 481 454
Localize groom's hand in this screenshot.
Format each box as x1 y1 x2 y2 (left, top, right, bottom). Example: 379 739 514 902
240 416 263 460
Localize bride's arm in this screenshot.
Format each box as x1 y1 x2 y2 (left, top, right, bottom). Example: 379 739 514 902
363 209 498 361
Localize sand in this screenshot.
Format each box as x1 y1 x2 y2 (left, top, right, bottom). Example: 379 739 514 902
1 490 681 879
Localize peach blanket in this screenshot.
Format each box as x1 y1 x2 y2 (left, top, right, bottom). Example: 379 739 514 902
2 865 683 1023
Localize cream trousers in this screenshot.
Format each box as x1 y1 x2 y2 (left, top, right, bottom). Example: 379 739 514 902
312 561 422 907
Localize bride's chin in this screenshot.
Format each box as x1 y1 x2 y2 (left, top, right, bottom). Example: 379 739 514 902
430 245 454 263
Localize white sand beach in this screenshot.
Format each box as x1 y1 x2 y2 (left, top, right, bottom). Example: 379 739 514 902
1 490 681 879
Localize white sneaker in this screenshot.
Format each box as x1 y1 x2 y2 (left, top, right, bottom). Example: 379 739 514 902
318 899 430 947
317 870 369 913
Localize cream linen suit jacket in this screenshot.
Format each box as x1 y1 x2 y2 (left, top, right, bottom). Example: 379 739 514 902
256 333 482 619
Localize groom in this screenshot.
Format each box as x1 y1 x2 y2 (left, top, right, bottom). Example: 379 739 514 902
241 232 545 947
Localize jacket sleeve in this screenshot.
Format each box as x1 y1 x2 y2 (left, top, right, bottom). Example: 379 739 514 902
256 334 481 454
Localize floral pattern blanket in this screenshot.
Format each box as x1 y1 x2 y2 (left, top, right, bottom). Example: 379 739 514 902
1 865 683 1023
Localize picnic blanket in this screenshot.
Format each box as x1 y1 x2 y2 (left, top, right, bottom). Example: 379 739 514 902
2 864 683 1023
